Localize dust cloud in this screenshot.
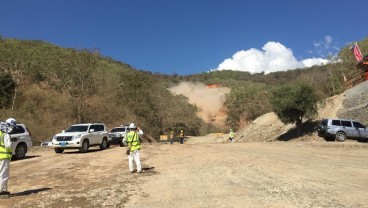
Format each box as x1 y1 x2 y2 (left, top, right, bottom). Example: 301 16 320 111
168 82 230 124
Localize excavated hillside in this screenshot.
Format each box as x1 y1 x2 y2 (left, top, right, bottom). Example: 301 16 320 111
187 81 368 144
337 81 368 124
235 93 344 143
236 81 368 143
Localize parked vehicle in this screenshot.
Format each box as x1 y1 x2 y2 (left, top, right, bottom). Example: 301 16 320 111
108 125 130 147
52 123 109 153
10 124 33 160
316 118 368 142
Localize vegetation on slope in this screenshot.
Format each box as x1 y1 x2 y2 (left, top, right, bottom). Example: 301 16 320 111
1 36 367 143
0 38 211 143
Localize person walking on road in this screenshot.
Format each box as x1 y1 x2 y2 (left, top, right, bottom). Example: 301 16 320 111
0 118 18 198
123 123 144 173
229 129 235 143
179 130 184 144
169 130 174 145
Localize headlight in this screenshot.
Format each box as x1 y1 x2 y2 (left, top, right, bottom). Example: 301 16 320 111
116 133 121 137
73 134 82 140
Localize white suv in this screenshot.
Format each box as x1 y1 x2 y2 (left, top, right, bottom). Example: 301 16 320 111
108 125 130 147
10 124 33 159
52 123 109 153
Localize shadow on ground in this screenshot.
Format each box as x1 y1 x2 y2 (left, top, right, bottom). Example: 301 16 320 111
276 120 320 141
12 187 52 197
11 155 41 162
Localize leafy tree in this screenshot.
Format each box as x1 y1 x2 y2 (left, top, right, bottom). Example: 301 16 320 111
0 73 15 108
270 82 318 135
48 48 101 123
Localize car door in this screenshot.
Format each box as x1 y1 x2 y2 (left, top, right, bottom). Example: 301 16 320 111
9 125 26 154
89 124 98 144
352 121 368 139
340 120 354 138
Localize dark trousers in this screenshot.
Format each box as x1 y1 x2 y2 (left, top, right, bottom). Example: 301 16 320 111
180 138 184 144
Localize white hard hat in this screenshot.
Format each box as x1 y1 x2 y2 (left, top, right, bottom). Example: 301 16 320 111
6 118 17 128
129 123 136 129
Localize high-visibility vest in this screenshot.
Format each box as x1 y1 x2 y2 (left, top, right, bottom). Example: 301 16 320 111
0 131 12 160
126 131 141 151
230 131 235 138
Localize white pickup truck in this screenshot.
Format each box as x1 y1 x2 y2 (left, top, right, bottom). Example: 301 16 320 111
52 123 109 153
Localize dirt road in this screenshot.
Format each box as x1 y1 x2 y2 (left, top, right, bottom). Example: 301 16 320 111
1 140 368 208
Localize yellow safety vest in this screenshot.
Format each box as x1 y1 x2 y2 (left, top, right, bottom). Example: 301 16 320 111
126 131 141 151
0 131 12 160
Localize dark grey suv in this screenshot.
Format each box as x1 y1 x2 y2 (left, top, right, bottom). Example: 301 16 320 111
317 118 368 142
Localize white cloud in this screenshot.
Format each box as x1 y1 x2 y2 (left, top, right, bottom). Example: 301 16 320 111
311 35 339 56
213 41 329 74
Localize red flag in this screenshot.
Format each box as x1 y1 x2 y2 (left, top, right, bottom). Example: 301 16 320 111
351 42 363 62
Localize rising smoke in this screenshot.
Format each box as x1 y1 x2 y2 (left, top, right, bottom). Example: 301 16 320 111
168 82 230 124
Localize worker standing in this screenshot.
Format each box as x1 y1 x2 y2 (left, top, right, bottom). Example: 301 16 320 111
123 123 144 173
0 118 17 198
179 130 184 144
169 130 174 145
229 129 235 143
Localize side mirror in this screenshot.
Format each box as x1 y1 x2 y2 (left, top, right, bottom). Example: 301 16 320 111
62 130 65 133
90 129 95 133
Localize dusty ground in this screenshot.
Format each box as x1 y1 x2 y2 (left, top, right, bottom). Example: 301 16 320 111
2 92 367 208
1 139 368 208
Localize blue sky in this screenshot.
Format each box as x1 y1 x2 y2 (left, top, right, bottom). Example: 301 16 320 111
1 0 367 75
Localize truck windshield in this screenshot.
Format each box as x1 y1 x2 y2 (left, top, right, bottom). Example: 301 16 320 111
65 125 89 132
110 128 125 133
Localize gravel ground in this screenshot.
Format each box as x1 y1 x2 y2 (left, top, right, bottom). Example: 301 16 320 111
1 140 368 208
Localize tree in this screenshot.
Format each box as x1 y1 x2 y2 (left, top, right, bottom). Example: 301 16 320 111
270 82 318 135
0 73 15 108
49 49 101 123
0 40 27 113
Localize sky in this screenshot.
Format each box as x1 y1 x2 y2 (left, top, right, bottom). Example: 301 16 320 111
1 0 367 75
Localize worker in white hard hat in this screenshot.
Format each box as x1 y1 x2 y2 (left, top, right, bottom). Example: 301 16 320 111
123 123 144 173
169 130 174 145
228 129 235 143
179 130 184 144
0 118 17 198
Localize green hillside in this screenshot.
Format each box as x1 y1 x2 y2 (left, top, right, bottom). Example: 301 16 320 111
0 37 367 144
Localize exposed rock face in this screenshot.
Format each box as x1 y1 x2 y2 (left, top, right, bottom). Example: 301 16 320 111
337 81 368 124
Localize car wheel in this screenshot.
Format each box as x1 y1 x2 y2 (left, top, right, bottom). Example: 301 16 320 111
79 140 89 153
100 138 108 150
54 148 64 153
14 143 27 159
335 132 346 142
